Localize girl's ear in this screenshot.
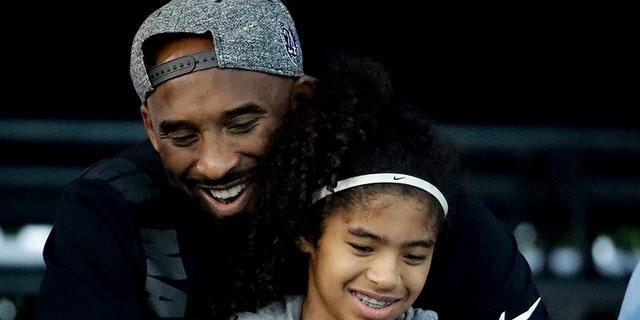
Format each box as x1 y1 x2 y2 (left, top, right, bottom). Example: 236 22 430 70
296 235 314 254
290 75 317 110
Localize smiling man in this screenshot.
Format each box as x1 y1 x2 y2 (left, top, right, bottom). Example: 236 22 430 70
35 0 315 319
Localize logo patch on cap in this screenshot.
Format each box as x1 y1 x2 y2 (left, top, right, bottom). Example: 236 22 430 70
279 20 301 66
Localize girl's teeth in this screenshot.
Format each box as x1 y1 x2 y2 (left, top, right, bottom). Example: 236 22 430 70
354 292 393 309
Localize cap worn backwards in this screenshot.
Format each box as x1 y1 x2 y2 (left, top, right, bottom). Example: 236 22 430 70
130 0 304 103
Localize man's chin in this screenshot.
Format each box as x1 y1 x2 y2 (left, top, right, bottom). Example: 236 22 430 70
202 199 245 219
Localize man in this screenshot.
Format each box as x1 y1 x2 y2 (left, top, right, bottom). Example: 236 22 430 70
36 0 548 319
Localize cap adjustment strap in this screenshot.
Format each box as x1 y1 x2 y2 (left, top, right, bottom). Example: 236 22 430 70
147 49 219 87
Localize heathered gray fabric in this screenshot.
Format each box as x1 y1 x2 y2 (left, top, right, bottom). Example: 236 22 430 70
130 0 304 103
232 294 439 320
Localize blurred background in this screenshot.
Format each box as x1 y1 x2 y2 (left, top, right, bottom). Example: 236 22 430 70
1 0 637 319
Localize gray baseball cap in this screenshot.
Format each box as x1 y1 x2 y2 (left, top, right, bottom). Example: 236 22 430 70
130 0 304 103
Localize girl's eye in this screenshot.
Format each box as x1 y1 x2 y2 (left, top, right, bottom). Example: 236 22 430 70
349 243 373 253
404 254 428 265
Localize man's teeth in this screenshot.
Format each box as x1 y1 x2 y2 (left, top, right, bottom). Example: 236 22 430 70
354 292 393 309
210 183 246 202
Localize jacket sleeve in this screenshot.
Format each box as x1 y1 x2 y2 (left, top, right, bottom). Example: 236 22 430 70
618 260 640 320
35 177 151 320
413 196 550 320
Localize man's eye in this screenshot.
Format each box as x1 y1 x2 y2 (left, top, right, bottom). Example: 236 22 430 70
228 117 261 134
171 134 198 147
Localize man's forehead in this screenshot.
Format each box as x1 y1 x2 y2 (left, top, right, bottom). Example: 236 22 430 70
152 36 214 65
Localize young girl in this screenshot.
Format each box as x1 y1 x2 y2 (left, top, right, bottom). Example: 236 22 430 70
224 52 463 320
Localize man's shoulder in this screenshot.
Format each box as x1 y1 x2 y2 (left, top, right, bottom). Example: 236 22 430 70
435 194 519 267
72 139 165 204
445 194 512 241
417 194 549 319
79 139 159 179
58 139 192 228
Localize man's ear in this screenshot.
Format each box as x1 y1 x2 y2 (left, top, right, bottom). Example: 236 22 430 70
290 75 317 110
296 235 314 254
140 104 159 151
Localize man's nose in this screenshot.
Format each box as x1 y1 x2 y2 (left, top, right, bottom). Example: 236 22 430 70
196 137 240 180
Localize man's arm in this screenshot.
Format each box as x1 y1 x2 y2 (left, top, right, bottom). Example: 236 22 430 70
36 178 151 320
415 196 550 320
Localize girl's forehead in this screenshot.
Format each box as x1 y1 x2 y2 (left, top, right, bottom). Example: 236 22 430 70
330 193 435 225
332 191 432 214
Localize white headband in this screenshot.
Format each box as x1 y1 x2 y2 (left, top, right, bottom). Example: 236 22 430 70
311 173 448 216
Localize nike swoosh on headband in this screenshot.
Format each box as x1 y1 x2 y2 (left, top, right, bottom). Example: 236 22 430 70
311 173 448 216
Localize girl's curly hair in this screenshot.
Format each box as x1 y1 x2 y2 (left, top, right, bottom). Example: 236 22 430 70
206 50 464 319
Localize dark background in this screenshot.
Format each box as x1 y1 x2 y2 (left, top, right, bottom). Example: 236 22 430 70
6 0 636 128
